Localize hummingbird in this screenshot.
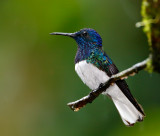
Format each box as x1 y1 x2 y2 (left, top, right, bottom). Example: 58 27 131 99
50 28 145 126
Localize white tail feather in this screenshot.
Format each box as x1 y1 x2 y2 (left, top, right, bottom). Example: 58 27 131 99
104 85 144 126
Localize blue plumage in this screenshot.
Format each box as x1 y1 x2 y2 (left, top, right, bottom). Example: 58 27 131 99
73 28 112 71
74 28 102 47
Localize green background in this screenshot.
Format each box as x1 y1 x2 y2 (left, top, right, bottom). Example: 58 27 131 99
0 0 160 136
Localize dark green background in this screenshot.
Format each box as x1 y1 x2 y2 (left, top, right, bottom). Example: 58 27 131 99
0 0 160 136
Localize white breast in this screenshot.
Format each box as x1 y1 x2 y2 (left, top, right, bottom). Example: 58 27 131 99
75 60 110 90
75 60 121 97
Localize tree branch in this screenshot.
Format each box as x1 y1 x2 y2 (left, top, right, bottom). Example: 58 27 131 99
141 0 160 73
67 57 151 111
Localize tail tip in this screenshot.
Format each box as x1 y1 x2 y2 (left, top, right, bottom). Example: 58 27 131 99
124 115 145 127
125 120 135 126
137 115 145 122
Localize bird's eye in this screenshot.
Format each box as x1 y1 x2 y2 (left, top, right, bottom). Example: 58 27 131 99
82 31 88 37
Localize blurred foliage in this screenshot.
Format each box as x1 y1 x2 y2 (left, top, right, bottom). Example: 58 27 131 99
0 0 160 136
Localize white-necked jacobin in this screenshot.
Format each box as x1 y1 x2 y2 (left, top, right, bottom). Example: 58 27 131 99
50 28 145 126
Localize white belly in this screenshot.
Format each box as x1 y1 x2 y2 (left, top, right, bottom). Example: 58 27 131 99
75 60 118 94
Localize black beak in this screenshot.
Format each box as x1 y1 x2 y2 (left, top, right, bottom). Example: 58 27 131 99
50 32 76 38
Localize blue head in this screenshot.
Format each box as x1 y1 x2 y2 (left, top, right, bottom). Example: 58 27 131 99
73 28 102 48
50 28 102 49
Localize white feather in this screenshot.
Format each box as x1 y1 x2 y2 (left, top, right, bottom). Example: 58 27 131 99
75 60 144 126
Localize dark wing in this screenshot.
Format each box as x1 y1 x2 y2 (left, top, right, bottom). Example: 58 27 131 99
96 52 145 116
107 63 145 116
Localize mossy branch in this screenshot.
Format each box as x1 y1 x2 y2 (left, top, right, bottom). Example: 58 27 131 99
141 0 160 72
